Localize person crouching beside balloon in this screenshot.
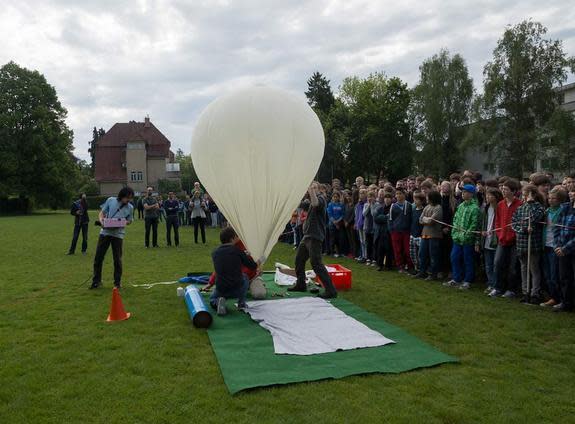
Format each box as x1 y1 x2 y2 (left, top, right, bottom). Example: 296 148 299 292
209 227 261 316
201 238 259 293
288 182 338 299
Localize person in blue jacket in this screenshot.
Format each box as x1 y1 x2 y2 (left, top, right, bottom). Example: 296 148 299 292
327 191 345 257
553 186 575 312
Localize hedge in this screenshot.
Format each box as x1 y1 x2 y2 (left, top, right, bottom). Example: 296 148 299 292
0 197 34 214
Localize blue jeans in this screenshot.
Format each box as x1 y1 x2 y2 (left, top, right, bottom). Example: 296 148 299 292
543 246 561 302
451 243 475 283
210 275 250 307
419 238 440 276
484 248 496 288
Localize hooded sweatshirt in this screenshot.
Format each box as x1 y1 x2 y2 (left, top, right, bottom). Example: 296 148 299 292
389 201 412 233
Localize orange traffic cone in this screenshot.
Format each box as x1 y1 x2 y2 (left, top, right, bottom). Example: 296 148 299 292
106 287 131 322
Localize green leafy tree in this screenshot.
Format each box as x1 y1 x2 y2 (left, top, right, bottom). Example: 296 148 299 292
0 61 78 207
176 149 200 194
539 108 575 173
411 49 474 177
305 71 335 113
480 20 575 176
304 72 345 182
157 178 182 194
340 73 413 182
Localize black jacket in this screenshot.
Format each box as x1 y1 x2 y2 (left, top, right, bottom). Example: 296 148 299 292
212 244 257 293
70 200 89 225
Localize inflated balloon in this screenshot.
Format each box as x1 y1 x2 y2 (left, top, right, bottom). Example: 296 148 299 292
191 86 324 263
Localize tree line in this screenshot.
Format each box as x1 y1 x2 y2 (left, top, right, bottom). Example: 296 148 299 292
308 20 575 182
1 20 573 211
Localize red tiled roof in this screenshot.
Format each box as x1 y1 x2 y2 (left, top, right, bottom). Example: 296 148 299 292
97 121 171 149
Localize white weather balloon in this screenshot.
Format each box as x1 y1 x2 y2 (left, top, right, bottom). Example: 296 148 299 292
191 86 324 263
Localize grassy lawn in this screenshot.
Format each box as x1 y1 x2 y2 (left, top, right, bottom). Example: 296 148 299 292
1 212 575 423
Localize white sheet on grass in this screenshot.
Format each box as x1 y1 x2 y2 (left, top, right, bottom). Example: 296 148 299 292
274 269 318 286
274 269 297 286
245 297 395 355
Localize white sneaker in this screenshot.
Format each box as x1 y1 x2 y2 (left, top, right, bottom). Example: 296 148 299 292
488 289 501 297
459 282 471 290
443 280 459 287
333 254 339 258
501 290 516 298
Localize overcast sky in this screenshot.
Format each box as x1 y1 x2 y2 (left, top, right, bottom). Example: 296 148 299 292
1 0 574 161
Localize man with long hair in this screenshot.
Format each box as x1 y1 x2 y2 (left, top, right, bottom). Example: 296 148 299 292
90 187 134 289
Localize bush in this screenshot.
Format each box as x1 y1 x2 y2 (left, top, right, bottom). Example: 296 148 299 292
79 179 100 196
158 179 181 194
0 197 33 215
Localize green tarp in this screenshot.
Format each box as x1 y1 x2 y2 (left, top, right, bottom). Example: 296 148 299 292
203 274 457 394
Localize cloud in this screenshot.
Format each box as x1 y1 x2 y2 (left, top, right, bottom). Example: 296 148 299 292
1 0 573 160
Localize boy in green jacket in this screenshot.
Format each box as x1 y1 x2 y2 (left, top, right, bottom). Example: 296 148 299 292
445 184 480 289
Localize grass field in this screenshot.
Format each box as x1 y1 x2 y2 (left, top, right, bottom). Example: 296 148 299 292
1 212 575 423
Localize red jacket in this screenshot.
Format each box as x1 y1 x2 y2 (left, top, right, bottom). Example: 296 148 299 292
495 198 522 246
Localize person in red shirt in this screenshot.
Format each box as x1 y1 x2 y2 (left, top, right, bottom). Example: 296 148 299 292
489 178 523 298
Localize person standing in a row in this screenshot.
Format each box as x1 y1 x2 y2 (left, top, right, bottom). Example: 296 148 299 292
164 191 180 247
143 187 160 248
191 190 207 244
67 193 89 255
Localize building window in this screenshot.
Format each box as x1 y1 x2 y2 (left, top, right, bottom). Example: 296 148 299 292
130 171 143 182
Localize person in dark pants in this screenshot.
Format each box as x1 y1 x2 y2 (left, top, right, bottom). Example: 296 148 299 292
553 190 575 312
143 187 160 248
67 193 89 255
209 227 260 315
91 187 134 289
190 190 207 243
137 197 144 219
289 182 337 299
164 191 180 247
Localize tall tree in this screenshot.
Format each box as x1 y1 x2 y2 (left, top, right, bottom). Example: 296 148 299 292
479 20 575 176
305 71 335 113
411 49 474 177
0 61 78 207
304 72 345 182
176 149 199 194
340 73 413 182
539 108 575 173
88 127 105 175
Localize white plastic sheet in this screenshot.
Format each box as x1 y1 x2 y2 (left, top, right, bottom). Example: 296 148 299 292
246 297 395 355
191 86 324 263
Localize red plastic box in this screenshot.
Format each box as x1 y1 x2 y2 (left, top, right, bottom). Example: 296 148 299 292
318 264 352 291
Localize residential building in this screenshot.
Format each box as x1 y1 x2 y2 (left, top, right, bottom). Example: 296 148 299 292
94 117 180 195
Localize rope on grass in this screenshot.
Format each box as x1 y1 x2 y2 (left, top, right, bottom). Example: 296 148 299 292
131 281 180 289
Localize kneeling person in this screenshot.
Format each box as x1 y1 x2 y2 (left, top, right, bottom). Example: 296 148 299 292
210 227 260 315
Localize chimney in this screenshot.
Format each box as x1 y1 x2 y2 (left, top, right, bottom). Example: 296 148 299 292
144 115 150 128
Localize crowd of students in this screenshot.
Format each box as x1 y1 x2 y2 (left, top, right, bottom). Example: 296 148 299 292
286 171 575 312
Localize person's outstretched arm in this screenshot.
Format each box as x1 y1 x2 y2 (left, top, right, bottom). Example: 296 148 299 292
308 184 319 207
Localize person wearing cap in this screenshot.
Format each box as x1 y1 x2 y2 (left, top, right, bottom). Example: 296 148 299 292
444 184 480 289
